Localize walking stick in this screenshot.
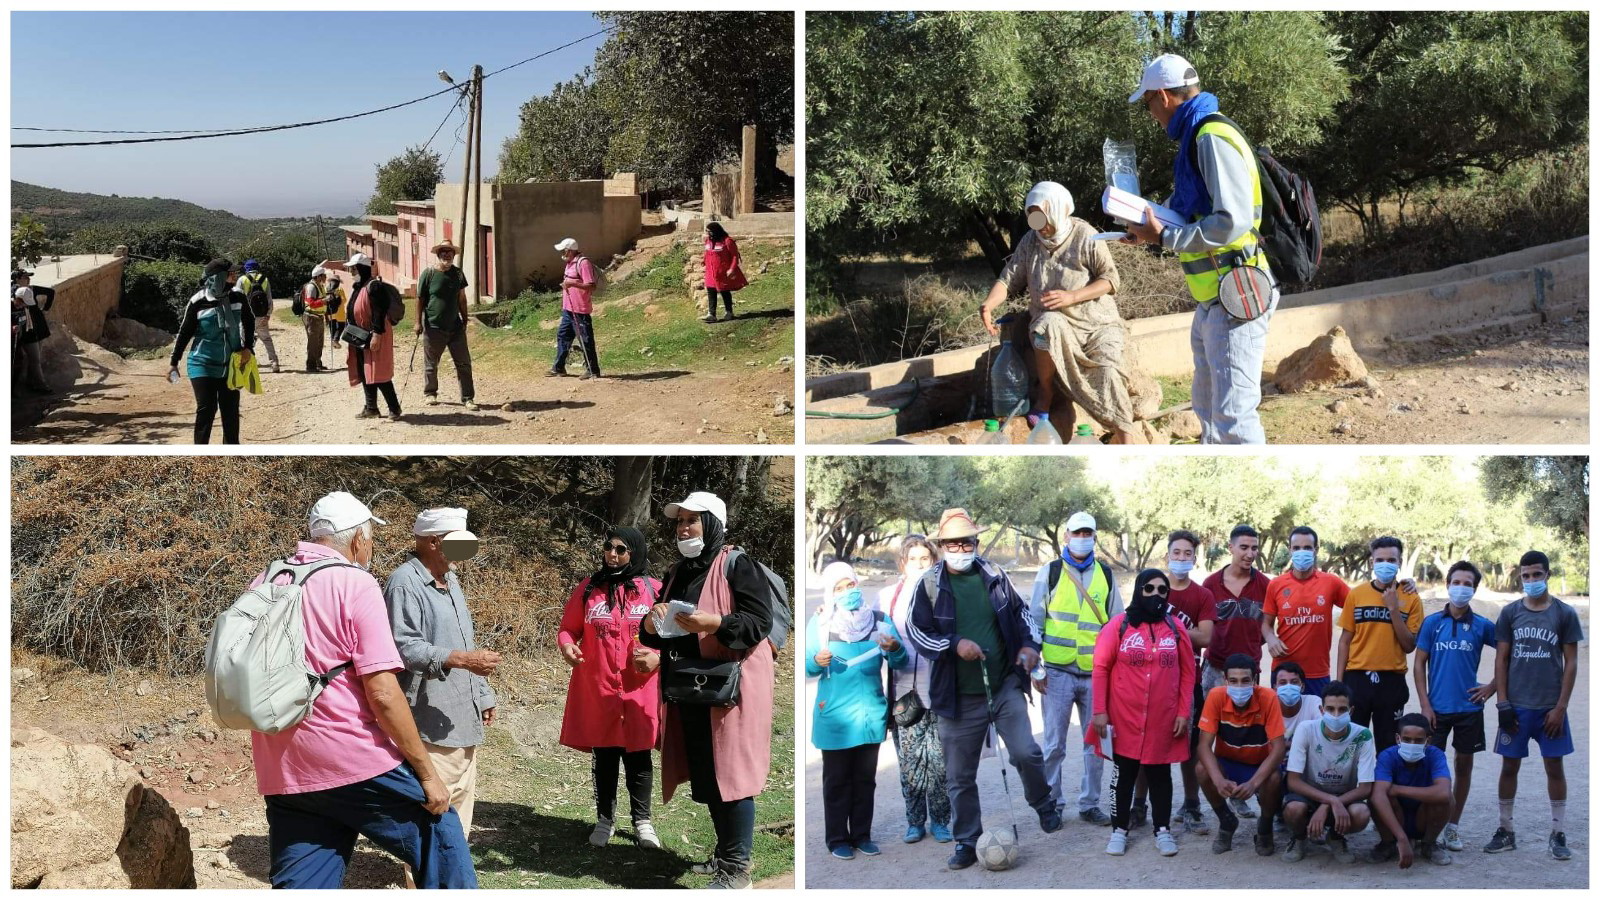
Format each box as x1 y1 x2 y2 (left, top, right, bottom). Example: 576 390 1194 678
980 662 1021 841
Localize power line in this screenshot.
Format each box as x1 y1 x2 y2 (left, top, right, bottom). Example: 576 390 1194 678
12 26 617 149
420 92 468 155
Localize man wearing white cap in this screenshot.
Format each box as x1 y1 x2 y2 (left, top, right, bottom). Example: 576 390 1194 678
548 237 601 380
383 507 499 885
250 492 476 888
1030 511 1124 826
301 266 331 372
1122 53 1276 445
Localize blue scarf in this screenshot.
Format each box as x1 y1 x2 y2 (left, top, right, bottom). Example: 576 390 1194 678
1061 545 1095 572
1166 91 1221 221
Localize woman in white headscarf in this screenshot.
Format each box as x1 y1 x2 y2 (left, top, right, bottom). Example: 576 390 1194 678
978 181 1144 444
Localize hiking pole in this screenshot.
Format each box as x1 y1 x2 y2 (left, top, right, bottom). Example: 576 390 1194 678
979 661 1021 842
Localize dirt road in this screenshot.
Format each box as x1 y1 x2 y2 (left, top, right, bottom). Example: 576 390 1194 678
802 574 1589 889
13 326 794 445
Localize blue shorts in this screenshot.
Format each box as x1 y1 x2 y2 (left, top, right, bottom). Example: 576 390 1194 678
1219 756 1264 785
1494 707 1574 759
1397 798 1422 838
1302 676 1330 698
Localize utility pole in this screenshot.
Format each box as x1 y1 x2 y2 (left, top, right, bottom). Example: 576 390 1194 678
471 65 484 305
456 69 478 276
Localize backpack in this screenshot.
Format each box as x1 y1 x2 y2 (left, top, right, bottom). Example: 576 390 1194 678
1193 113 1323 287
291 287 306 317
247 289 271 318
369 279 405 326
1117 613 1182 645
727 547 792 650
204 558 358 734
1046 557 1116 595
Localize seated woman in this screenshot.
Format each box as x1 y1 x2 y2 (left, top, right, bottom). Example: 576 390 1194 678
979 181 1145 444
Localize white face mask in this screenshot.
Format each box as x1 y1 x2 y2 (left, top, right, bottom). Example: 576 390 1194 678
676 536 705 558
945 551 976 572
904 564 931 583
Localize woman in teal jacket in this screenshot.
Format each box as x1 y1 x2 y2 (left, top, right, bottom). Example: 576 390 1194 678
808 561 908 861
168 258 255 444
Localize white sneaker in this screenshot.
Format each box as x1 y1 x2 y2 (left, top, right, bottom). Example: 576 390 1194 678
1442 822 1464 852
1155 828 1179 857
590 817 614 847
1106 829 1129 856
636 820 662 849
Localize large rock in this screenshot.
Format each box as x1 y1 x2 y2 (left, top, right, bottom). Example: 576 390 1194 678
1127 368 1162 420
1273 326 1369 394
11 727 195 889
99 316 174 350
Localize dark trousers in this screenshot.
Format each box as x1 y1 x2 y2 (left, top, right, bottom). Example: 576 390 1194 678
330 320 346 344
304 314 326 369
1111 754 1172 833
592 747 652 824
1349 669 1410 752
706 796 756 873
191 375 240 444
554 310 600 375
821 743 880 850
936 674 1053 843
354 347 401 414
706 288 734 317
264 764 476 889
423 327 475 400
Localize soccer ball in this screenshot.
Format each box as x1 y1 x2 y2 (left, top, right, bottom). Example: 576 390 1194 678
976 828 1020 871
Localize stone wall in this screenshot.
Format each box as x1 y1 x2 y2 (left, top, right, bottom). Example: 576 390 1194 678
27 254 125 344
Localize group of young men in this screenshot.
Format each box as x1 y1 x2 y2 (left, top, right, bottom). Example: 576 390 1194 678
912 507 1582 871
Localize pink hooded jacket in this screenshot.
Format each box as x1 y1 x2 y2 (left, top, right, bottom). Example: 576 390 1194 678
1089 612 1196 764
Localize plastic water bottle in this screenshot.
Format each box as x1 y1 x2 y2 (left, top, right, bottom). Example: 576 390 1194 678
1069 423 1099 445
988 317 1029 420
975 418 1007 445
1026 413 1063 445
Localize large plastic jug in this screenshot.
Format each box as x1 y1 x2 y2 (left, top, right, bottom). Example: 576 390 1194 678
1069 423 1099 445
988 317 1029 420
1026 413 1063 445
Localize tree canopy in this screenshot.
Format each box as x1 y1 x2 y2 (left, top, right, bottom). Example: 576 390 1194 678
366 146 444 216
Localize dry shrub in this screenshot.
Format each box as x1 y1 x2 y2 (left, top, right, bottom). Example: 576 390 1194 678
11 457 793 676
1104 241 1192 319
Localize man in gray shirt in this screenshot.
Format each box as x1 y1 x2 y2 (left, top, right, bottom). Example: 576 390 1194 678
384 506 500 859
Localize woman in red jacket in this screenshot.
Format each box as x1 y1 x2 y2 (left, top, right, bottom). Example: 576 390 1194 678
702 223 747 323
558 526 664 849
1090 568 1197 858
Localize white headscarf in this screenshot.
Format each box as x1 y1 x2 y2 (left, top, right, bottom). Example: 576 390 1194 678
1024 181 1076 251
819 561 878 643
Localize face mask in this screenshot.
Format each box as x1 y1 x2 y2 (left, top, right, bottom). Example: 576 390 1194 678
835 588 864 611
1227 685 1255 707
205 272 230 299
1168 559 1193 577
1027 209 1049 231
676 536 704 558
945 551 976 572
1447 585 1475 607
1068 536 1095 557
1276 683 1302 707
1323 711 1351 732
904 564 930 584
1524 580 1548 598
1290 549 1316 572
1397 742 1427 763
1372 561 1399 583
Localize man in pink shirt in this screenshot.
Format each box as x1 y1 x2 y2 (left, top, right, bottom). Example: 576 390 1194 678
252 491 477 889
547 237 602 380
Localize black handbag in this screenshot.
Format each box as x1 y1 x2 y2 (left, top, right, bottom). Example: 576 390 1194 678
662 654 742 707
891 689 926 728
341 322 373 350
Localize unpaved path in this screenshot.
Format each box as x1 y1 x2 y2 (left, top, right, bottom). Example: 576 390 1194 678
13 325 794 445
1261 311 1588 444
802 575 1589 889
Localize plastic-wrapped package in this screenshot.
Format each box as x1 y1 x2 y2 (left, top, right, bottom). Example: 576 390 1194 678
1103 138 1141 196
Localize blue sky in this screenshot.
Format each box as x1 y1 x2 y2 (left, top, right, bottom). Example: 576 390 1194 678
12 11 610 217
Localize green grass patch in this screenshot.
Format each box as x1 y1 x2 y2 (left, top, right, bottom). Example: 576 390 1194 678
470 675 795 889
1155 375 1191 409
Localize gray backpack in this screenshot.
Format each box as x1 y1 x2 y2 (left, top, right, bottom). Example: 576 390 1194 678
204 558 357 734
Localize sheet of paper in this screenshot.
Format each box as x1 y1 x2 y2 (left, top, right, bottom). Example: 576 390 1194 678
1101 185 1186 230
1099 724 1115 759
843 646 882 668
652 600 698 638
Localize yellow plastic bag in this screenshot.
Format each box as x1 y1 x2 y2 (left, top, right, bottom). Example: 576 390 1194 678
227 351 263 394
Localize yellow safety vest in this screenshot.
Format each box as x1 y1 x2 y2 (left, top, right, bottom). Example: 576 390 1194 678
1177 119 1268 304
1041 560 1112 671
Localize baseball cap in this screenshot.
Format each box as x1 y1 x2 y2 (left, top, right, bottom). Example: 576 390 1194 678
413 506 468 536
308 491 387 537
1128 53 1200 104
1066 511 1097 532
554 238 579 253
345 252 372 267
664 491 727 525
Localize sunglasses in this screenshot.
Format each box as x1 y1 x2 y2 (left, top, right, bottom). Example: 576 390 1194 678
604 542 630 554
1142 583 1170 596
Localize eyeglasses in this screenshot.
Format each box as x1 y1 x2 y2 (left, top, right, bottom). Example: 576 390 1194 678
604 543 630 554
940 540 977 551
1142 584 1170 596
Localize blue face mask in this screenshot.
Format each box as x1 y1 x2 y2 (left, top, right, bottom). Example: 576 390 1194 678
1276 683 1303 707
1067 536 1095 558
1226 685 1255 707
1524 580 1548 598
835 588 864 611
1168 559 1194 577
1372 561 1400 583
1290 549 1316 572
1447 585 1475 607
1397 742 1427 763
1323 711 1351 732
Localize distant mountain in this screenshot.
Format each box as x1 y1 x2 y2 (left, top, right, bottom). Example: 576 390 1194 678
11 181 359 252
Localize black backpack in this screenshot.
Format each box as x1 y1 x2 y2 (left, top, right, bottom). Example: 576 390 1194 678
247 289 271 318
1046 558 1117 596
1193 113 1323 287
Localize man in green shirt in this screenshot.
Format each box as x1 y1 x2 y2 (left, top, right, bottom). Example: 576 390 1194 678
415 241 477 410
